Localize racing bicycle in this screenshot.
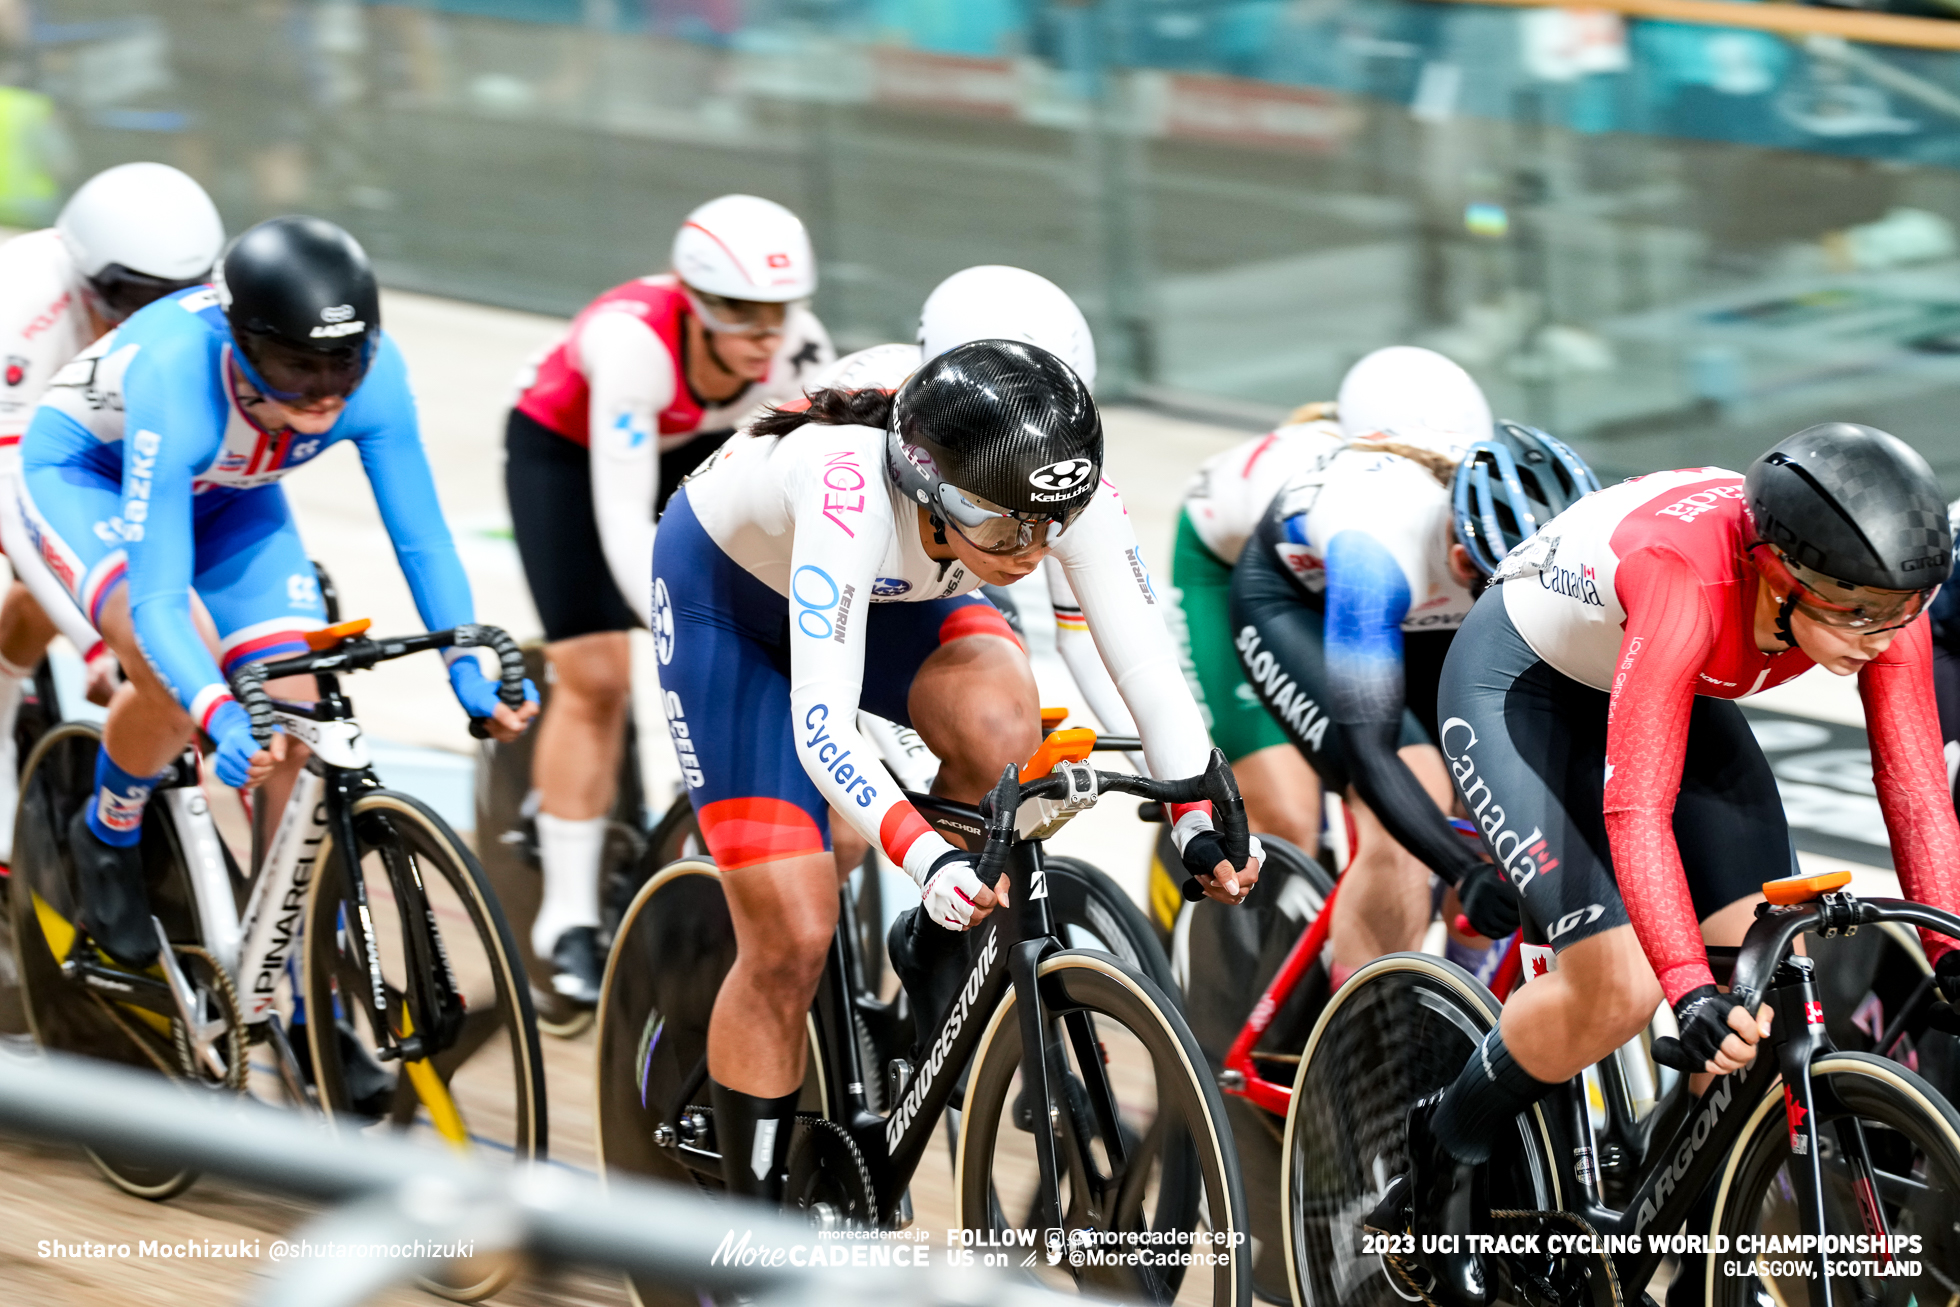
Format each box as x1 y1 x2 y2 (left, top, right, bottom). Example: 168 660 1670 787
1284 869 1960 1307
10 619 545 1299
596 730 1255 1307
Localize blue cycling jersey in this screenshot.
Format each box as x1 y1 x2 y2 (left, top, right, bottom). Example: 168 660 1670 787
21 286 474 730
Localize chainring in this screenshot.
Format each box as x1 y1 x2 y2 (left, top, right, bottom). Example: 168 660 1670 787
785 1114 880 1228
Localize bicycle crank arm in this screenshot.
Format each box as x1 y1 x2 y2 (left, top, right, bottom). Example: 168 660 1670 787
153 921 230 1081
62 958 174 1012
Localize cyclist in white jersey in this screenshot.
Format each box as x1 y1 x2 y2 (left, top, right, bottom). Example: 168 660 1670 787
652 340 1261 1202
1173 405 1344 855
0 163 223 860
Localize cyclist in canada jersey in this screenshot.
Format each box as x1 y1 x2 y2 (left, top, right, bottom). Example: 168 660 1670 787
0 163 225 864
506 195 829 1005
18 216 536 973
1383 424 1960 1307
1174 402 1343 860
652 340 1261 1205
1231 346 1597 991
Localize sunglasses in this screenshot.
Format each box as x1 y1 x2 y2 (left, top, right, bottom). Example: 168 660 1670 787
1751 543 1937 633
686 290 789 340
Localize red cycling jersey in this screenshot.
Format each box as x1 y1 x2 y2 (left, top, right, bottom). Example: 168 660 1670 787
1498 468 1960 1000
516 277 705 445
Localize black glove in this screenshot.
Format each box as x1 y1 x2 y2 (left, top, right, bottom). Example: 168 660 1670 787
1652 984 1753 1073
1928 951 1960 1035
1456 860 1521 939
1179 828 1256 901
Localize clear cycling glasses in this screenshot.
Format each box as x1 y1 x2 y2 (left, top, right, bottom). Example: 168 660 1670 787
1752 542 1938 633
934 481 1087 555
685 289 790 340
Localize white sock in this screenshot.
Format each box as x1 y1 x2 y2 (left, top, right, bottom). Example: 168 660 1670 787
532 812 605 957
0 659 27 863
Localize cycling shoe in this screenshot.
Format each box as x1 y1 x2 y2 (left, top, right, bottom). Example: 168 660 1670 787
68 805 158 969
291 1018 398 1119
1369 1092 1491 1307
888 904 968 1059
549 926 604 1007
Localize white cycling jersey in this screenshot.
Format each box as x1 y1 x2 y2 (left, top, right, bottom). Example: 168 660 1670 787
0 229 115 656
680 422 1212 880
1261 440 1474 633
788 342 1143 744
1183 418 1345 567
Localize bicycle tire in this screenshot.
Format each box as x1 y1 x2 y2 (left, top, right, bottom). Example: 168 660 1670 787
11 722 241 1199
596 857 832 1307
302 788 545 1301
1045 854 1178 1000
1704 1050 1960 1307
956 948 1251 1307
1282 952 1558 1307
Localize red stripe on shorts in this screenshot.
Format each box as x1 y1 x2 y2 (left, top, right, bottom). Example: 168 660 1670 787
697 797 826 871
939 603 1021 649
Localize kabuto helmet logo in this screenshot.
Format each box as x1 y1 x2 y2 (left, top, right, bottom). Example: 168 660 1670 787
1029 458 1094 493
321 304 355 323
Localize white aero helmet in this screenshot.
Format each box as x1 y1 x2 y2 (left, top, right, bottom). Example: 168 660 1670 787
671 194 816 302
1336 345 1492 458
57 162 223 282
811 342 921 392
918 265 1097 392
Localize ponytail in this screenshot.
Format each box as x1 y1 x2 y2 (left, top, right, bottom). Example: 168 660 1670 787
751 386 897 439
1346 437 1458 488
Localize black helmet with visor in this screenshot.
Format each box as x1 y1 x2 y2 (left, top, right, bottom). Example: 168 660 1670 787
1745 422 1951 636
216 216 381 406
885 340 1103 555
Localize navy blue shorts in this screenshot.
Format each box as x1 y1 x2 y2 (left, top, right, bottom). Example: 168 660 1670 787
651 488 1016 870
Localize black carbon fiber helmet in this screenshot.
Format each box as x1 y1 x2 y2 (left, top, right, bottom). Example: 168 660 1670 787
217 216 380 404
886 340 1102 553
1745 423 1951 591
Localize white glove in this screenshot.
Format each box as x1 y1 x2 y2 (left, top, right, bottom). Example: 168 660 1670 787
920 848 991 931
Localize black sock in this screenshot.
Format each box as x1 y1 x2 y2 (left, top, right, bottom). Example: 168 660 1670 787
1431 1026 1558 1165
710 1081 799 1204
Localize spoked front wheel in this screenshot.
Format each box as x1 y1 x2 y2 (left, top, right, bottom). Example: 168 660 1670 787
1705 1051 1960 1307
957 948 1250 1307
303 788 545 1301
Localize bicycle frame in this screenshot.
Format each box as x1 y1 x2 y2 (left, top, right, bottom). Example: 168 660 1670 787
1526 891 1960 1305
1221 867 1523 1117
657 745 1248 1234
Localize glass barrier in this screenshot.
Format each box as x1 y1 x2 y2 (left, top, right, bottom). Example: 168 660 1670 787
12 0 1960 478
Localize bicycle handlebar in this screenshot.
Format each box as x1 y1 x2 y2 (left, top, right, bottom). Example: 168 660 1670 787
227 623 527 747
1649 893 1960 1073
975 747 1250 901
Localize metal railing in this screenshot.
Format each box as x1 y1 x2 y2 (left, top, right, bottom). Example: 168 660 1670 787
0 1051 1057 1307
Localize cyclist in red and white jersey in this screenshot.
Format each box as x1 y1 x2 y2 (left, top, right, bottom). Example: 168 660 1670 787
652 341 1260 1202
1384 423 1960 1307
504 195 832 1003
0 162 223 860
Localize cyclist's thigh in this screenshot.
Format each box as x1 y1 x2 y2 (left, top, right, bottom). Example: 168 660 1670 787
653 488 830 867
505 409 638 643
858 591 1020 729
1229 543 1355 790
1436 594 1625 950
1173 509 1288 762
189 486 329 678
1674 696 1795 917
18 439 125 626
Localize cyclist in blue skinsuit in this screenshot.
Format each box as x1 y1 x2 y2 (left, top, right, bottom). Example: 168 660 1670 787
19 215 537 968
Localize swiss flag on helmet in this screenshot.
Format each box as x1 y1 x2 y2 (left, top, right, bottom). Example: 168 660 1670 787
766 253 791 268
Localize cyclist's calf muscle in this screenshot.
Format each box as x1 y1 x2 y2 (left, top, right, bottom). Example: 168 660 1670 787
1329 743 1455 972
710 849 843 1098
